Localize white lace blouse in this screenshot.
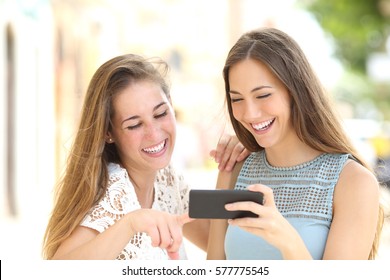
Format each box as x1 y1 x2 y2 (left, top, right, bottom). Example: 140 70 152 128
80 162 190 260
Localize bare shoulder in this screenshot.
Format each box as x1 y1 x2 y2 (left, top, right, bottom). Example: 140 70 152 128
216 160 244 190
334 159 379 209
325 159 380 259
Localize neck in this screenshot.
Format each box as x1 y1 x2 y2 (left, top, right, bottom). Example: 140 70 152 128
127 168 157 209
265 141 322 168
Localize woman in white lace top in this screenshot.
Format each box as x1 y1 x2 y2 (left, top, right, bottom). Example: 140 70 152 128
42 54 247 260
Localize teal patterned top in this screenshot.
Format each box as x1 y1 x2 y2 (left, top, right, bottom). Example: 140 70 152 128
225 150 350 259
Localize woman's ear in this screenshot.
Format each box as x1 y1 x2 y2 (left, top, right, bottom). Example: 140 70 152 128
105 132 114 144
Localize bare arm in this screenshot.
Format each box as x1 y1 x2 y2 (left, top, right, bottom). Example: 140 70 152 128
183 219 210 252
323 160 380 259
52 209 190 260
207 161 243 259
52 214 135 260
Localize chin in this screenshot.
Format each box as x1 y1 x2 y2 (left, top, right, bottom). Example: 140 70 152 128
158 153 173 169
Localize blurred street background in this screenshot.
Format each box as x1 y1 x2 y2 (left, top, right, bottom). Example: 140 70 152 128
0 0 390 260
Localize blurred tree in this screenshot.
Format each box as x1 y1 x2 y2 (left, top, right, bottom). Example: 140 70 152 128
303 0 390 121
304 0 390 73
334 71 390 120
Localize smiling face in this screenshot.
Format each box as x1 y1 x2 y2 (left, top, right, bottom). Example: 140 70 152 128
107 80 176 172
228 58 296 151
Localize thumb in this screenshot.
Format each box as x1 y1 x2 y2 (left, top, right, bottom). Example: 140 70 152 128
247 184 275 207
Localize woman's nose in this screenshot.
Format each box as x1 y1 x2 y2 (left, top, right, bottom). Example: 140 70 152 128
143 122 160 139
243 100 261 120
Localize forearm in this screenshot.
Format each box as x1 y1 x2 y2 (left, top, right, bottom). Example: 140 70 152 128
280 235 312 260
207 219 227 259
273 226 312 260
52 214 135 260
206 164 241 259
183 219 209 251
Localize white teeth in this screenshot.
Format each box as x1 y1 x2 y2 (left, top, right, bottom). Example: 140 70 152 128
142 140 165 154
252 119 274 131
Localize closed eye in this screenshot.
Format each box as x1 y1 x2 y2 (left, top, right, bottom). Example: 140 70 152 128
230 97 243 103
126 123 142 130
155 110 168 118
256 93 271 99
123 110 168 130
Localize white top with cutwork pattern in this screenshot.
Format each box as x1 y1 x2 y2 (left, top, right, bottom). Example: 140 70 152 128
80 162 190 260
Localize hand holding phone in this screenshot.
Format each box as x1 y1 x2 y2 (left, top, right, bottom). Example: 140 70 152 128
189 189 264 219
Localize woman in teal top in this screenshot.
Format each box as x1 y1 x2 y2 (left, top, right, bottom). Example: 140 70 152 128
225 151 350 259
208 28 384 260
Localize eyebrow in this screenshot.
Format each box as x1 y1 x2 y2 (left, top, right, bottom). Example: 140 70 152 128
229 85 272 95
121 101 167 125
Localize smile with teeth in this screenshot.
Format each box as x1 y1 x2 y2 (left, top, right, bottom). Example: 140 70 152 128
142 140 166 154
251 119 275 131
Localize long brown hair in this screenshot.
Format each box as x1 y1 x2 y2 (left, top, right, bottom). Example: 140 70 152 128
223 27 383 259
42 54 170 259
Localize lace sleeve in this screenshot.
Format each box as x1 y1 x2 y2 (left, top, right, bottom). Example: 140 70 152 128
155 165 190 215
80 170 137 233
177 171 190 214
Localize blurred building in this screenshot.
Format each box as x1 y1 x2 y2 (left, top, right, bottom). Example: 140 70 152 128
0 0 55 220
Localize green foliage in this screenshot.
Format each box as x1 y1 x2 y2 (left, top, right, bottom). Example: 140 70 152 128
304 0 390 120
333 71 390 120
305 0 389 73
